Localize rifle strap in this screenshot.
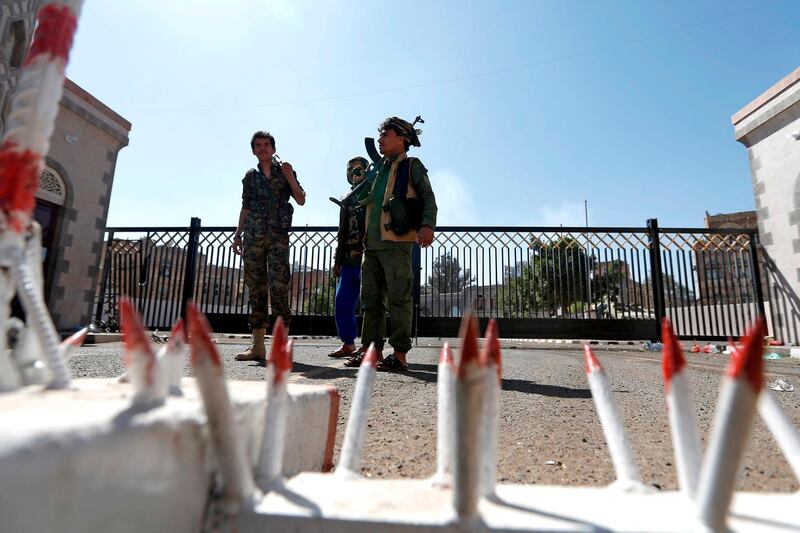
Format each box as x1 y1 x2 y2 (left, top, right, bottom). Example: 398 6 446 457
391 157 415 200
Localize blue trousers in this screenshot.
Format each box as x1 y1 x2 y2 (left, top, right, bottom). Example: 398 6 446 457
335 264 361 345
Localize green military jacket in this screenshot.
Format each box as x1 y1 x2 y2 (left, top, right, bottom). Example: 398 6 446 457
362 153 437 250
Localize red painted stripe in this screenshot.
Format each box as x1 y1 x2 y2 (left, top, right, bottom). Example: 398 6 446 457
167 318 185 350
322 387 341 472
661 318 685 393
119 297 156 386
63 326 88 348
24 4 77 67
728 318 765 393
0 141 41 232
583 345 603 374
363 343 379 368
439 342 454 366
187 302 221 367
482 318 502 383
457 313 480 379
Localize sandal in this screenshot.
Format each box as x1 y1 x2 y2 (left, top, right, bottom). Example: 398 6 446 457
376 353 408 372
328 345 357 358
343 353 364 367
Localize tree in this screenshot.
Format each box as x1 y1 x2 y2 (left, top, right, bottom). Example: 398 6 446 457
427 252 475 293
500 237 592 318
532 236 592 317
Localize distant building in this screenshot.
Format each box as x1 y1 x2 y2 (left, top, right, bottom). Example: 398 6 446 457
1 3 131 332
693 211 765 305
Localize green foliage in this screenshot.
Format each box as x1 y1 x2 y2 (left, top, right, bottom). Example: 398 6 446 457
500 236 593 317
427 252 476 294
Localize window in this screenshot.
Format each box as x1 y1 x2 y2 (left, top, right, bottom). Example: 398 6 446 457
2 20 26 69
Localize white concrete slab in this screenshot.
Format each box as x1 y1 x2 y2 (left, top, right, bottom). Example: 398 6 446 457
0 378 339 533
238 473 800 532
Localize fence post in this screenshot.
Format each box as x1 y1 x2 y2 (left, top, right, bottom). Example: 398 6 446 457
412 244 421 340
647 219 666 340
748 232 767 319
93 230 115 328
180 217 202 321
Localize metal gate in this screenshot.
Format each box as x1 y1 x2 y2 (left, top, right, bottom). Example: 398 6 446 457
93 218 782 342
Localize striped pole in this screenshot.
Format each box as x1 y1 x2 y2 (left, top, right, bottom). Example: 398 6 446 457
480 319 502 498
661 318 701 498
0 1 85 390
758 391 800 481
584 345 643 489
453 312 487 521
120 298 165 406
337 343 379 477
187 302 256 511
161 318 186 396
696 319 765 531
432 342 455 488
256 317 292 490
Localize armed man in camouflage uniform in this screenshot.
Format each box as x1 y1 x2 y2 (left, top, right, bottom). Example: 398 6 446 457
347 117 437 371
232 131 305 362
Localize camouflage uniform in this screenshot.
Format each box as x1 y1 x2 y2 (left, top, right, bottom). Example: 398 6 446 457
241 162 301 330
359 148 437 354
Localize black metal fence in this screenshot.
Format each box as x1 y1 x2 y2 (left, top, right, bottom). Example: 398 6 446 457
93 218 797 342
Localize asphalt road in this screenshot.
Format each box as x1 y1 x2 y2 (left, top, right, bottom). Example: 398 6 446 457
68 338 800 492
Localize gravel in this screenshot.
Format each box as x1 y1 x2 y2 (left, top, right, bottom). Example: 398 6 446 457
68 339 800 492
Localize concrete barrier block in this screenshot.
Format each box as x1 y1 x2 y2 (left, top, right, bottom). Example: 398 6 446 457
0 378 339 533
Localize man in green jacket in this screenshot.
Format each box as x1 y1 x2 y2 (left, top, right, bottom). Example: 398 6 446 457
345 116 437 371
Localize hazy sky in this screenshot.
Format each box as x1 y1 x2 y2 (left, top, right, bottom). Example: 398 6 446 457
65 0 799 230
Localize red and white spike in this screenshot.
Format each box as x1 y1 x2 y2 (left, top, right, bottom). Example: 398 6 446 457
256 318 293 490
337 343 379 478
431 343 455 488
187 302 256 511
696 319 765 532
0 1 84 390
584 345 644 490
758 390 800 481
453 312 487 521
60 326 88 361
161 318 186 396
480 319 502 498
661 319 701 498
120 298 165 406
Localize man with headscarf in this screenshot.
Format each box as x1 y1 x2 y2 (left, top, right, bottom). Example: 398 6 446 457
344 116 437 371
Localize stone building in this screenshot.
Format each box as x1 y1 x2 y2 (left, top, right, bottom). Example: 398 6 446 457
2 2 131 332
733 66 800 343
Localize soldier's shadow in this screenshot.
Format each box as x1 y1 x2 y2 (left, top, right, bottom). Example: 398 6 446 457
292 361 359 380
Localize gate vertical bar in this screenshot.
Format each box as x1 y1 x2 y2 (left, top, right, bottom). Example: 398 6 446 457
748 231 766 320
180 217 202 321
93 230 115 327
647 219 666 340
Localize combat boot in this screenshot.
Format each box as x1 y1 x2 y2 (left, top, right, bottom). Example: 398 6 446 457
235 328 267 361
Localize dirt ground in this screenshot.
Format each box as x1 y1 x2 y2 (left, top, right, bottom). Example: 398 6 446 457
68 339 800 492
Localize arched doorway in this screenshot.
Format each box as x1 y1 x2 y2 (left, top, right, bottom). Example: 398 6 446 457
34 166 67 301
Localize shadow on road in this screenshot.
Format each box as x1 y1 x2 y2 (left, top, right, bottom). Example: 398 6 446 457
292 361 358 380
501 378 592 398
